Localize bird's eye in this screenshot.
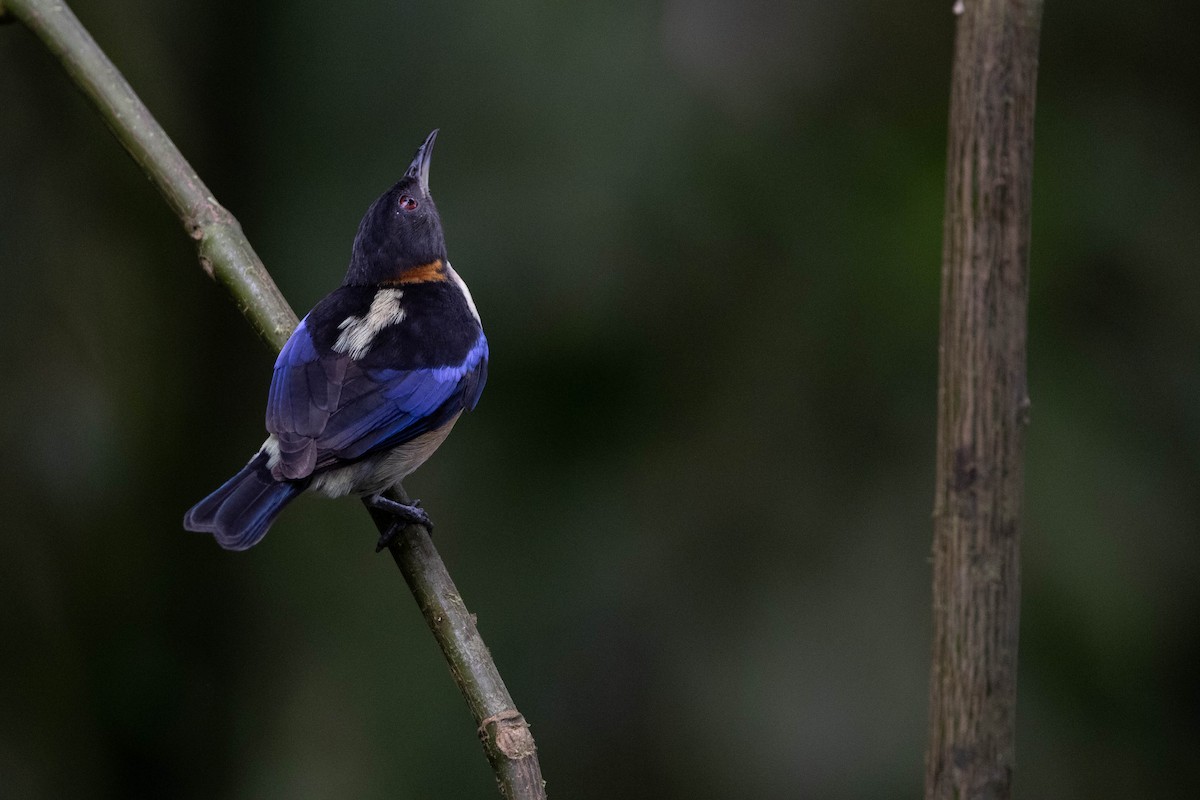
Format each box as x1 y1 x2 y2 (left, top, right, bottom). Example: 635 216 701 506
399 194 419 212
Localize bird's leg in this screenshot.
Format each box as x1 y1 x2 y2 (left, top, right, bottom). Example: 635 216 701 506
366 493 433 552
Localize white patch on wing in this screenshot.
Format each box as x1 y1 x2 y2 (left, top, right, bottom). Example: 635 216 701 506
260 435 281 470
333 288 406 359
446 263 482 325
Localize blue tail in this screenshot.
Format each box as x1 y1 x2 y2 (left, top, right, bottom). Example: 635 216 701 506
184 452 305 551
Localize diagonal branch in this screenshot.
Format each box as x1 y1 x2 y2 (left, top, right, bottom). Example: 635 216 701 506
4 1 545 796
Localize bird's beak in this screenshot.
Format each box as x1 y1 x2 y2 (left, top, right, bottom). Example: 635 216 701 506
405 129 439 194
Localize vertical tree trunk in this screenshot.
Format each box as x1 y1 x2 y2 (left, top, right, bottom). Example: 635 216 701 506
926 2 1044 799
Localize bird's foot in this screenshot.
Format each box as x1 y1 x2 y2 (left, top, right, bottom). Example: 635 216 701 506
367 494 433 552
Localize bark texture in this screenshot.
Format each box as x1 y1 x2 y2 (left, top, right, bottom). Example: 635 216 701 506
368 498 546 799
926 1 1044 798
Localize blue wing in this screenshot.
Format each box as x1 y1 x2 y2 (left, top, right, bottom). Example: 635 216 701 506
265 317 488 481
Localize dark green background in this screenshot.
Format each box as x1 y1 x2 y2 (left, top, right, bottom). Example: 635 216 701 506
1 1 1197 797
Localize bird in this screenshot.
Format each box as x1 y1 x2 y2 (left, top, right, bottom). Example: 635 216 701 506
184 129 488 552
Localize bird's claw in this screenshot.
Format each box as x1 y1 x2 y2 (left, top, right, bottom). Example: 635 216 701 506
368 494 433 552
375 523 400 553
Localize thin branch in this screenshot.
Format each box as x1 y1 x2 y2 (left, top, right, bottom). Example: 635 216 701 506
4 1 545 796
369 496 544 798
3 0 294 349
926 1 1043 799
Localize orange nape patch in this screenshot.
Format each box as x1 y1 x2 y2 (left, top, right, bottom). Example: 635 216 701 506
386 259 447 285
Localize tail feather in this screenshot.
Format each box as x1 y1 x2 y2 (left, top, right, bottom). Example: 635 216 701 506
184 452 305 551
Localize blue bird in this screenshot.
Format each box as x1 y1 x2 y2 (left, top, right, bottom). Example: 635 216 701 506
184 130 487 551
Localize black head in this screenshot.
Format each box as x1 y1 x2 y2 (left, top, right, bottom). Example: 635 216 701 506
344 129 447 286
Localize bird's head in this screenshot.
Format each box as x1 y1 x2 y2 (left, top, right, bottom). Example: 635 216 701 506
344 129 448 286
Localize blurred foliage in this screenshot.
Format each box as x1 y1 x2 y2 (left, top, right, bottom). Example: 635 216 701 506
1 0 1198 797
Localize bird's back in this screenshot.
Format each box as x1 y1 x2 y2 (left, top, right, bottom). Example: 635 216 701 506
266 261 487 488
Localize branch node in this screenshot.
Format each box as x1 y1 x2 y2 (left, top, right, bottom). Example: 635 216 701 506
478 708 522 736
479 710 537 760
186 200 235 239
